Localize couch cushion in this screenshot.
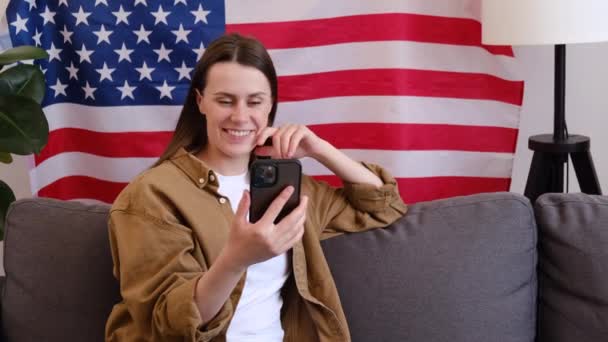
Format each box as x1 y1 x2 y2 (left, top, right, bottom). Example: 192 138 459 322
322 192 537 342
1 198 120 342
535 193 608 342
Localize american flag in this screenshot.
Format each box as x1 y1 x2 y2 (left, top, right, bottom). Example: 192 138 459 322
2 0 523 204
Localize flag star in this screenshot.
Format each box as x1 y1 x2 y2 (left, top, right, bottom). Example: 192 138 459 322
171 24 191 44
96 62 115 82
60 25 73 44
135 61 154 81
174 0 187 5
175 61 193 81
151 6 170 25
117 80 136 100
156 80 175 100
10 14 28 34
32 28 42 46
114 43 134 63
58 0 69 7
82 81 97 100
66 61 79 80
73 6 91 26
113 5 131 25
40 6 56 25
153 43 172 63
133 25 152 44
47 43 62 62
76 44 94 63
95 0 108 6
193 42 205 60
25 0 37 10
191 4 211 24
94 25 112 44
50 80 68 97
134 0 147 6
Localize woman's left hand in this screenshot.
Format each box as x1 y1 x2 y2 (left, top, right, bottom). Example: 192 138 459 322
254 124 325 159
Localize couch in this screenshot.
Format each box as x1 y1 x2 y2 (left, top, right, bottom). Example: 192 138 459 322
1 192 607 341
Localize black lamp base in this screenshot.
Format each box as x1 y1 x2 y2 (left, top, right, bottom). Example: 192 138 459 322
524 134 602 203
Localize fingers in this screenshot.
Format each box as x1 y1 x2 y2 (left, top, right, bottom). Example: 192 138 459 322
260 186 295 224
274 212 306 248
234 190 250 223
275 195 308 230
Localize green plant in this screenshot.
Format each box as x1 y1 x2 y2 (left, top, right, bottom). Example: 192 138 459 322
0 45 49 239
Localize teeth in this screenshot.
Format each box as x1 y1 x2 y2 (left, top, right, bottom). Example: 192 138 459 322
226 129 252 137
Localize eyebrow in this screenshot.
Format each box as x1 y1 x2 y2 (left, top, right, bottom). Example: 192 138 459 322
212 91 268 97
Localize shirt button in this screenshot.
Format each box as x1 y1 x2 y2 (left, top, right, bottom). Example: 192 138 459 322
209 174 216 182
198 178 205 184
219 197 226 204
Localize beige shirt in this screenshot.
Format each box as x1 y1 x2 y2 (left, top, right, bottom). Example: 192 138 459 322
105 148 408 342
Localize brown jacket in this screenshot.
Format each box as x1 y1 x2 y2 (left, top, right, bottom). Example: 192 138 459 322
105 148 407 341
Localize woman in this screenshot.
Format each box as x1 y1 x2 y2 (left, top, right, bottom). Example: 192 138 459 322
105 33 407 342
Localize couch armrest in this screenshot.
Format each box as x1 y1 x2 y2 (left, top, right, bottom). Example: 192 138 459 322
0 275 4 341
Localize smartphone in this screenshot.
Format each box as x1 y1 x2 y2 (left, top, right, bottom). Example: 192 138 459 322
249 158 302 224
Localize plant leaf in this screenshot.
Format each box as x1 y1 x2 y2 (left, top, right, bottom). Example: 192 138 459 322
0 94 49 155
0 64 45 103
0 179 16 240
0 46 48 66
0 152 12 164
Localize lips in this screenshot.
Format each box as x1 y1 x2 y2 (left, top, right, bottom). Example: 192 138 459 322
223 128 255 137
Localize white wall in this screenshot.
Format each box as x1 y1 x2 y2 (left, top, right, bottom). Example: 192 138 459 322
2 43 608 275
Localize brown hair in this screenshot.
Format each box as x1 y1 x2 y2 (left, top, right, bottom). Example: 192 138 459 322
152 33 278 167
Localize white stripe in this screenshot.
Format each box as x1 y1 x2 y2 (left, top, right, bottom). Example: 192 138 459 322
276 96 520 128
301 150 513 178
30 150 512 193
44 97 519 133
226 0 480 24
43 103 180 132
30 153 155 193
270 41 520 80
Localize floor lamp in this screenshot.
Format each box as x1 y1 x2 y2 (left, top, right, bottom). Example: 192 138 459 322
481 0 605 203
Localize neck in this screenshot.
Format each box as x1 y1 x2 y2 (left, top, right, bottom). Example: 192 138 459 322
196 147 249 176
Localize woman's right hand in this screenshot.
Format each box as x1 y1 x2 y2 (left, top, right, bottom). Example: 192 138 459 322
221 186 308 271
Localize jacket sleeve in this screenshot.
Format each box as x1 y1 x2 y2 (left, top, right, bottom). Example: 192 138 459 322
107 210 232 341
304 162 408 240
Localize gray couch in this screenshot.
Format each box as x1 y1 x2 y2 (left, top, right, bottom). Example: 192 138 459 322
1 192 607 341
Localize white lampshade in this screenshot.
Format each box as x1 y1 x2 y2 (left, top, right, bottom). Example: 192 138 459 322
481 0 608 45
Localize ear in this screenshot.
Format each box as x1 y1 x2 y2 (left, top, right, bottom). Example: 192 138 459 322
194 89 205 114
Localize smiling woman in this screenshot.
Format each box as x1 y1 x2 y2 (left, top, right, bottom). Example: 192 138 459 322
105 33 407 342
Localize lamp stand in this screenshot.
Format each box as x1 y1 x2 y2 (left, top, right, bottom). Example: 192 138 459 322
524 44 602 203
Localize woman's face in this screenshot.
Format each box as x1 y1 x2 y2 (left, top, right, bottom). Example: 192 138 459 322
196 62 273 165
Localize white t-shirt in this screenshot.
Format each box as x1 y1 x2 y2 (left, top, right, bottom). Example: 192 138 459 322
216 171 291 342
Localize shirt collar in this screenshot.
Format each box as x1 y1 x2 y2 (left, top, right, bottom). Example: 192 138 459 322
168 147 218 189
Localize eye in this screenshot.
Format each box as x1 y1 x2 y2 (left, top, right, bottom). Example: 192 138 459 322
217 99 232 105
248 101 262 106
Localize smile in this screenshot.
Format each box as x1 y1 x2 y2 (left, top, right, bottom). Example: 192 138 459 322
224 129 254 137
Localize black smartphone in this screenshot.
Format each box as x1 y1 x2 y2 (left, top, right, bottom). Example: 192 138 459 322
249 158 302 224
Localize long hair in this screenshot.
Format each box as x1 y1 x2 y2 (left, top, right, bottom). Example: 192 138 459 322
152 33 278 167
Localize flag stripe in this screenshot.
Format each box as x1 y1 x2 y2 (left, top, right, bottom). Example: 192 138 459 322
36 175 510 204
314 175 511 204
226 13 513 56
31 150 514 195
43 97 521 133
269 41 520 80
308 123 518 152
278 69 524 105
34 123 517 165
35 128 172 164
226 0 481 24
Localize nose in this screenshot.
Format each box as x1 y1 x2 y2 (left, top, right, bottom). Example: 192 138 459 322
230 102 249 122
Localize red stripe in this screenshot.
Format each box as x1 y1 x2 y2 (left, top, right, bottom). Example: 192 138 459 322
37 176 126 204
278 69 524 105
35 123 516 164
227 13 513 56
309 123 518 153
37 175 510 205
35 128 172 165
313 175 511 204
